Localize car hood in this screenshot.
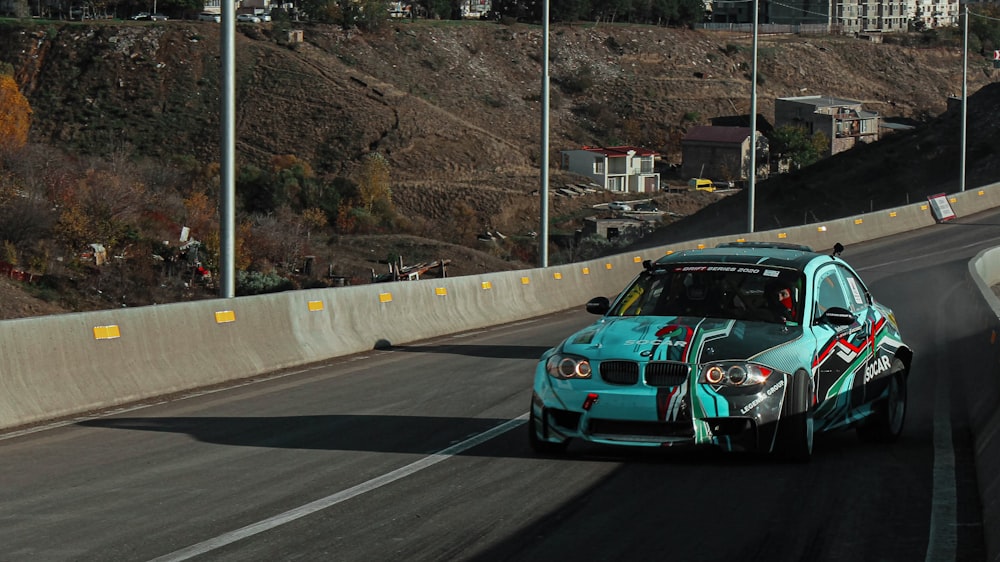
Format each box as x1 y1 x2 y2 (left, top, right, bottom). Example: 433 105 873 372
559 315 802 364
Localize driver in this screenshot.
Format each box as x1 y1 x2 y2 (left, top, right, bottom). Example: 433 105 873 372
765 281 798 322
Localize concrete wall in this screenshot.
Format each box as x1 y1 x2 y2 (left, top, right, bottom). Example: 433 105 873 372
2 182 1000 559
967 247 1000 561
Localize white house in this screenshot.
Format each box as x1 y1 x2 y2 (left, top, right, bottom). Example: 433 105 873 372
560 146 660 193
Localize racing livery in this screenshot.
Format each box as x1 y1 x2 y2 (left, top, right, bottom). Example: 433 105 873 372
529 242 912 461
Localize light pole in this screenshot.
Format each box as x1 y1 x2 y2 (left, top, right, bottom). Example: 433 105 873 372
219 0 236 298
539 0 550 267
960 4 968 192
748 0 759 232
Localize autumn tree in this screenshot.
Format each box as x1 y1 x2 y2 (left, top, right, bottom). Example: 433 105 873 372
356 152 392 213
55 169 146 255
0 73 31 160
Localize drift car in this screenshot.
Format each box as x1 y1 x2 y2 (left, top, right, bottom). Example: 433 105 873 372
529 242 912 461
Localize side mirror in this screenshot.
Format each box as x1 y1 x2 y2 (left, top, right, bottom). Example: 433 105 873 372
586 296 611 315
819 306 855 326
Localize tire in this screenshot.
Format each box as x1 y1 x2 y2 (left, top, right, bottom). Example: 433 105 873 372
528 408 569 455
857 359 907 443
774 372 814 462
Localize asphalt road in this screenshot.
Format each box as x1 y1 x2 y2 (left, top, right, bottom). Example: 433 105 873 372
3 209 1000 562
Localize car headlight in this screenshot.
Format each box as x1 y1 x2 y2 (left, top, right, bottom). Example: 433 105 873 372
545 353 593 379
700 362 772 386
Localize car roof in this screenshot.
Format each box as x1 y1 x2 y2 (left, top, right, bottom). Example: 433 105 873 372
652 241 828 271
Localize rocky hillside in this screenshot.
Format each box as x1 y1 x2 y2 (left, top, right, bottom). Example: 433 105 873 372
2 21 990 206
0 19 997 318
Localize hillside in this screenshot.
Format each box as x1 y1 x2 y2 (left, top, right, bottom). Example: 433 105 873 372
0 19 997 318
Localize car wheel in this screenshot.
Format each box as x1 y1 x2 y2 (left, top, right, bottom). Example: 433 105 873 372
528 408 569 455
774 371 813 462
857 359 907 443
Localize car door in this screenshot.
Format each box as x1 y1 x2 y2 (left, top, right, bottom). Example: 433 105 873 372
839 266 891 404
810 264 872 426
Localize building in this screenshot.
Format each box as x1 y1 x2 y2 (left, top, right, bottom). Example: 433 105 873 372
774 95 879 156
560 146 660 193
706 0 959 32
582 216 651 241
680 126 768 183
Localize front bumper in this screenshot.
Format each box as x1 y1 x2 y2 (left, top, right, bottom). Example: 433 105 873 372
531 367 789 453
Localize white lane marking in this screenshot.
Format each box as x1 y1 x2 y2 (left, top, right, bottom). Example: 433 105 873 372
148 414 529 562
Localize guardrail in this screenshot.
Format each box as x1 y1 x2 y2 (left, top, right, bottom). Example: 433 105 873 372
2 182 999 559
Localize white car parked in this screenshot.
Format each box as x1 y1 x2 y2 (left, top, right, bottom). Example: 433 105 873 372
197 12 221 22
608 201 632 211
236 13 261 22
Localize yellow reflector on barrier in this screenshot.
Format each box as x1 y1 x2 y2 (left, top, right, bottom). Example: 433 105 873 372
553 272 563 280
520 277 530 285
817 226 827 232
979 190 986 196
920 204 929 210
665 250 674 256
582 267 590 275
605 263 613 270
378 292 393 303
778 233 788 239
889 211 897 218
949 197 957 203
435 287 447 296
307 300 324 312
854 219 864 225
215 310 236 324
697 243 706 249
481 281 492 290
633 256 642 263
93 325 121 340
736 238 746 243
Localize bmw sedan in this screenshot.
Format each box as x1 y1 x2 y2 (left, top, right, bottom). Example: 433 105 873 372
529 242 912 461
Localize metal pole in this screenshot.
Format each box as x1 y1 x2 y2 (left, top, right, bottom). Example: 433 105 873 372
960 5 968 192
219 0 236 297
748 0 759 232
539 0 550 267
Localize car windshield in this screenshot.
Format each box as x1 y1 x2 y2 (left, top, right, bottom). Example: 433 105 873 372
609 263 805 324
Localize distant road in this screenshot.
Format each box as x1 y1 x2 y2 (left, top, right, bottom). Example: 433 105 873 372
2 209 999 561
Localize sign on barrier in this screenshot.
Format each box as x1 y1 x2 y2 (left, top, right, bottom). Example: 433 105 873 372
928 193 956 222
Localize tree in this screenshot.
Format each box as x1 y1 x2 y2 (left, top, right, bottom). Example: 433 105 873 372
769 125 828 170
0 73 31 159
356 152 392 213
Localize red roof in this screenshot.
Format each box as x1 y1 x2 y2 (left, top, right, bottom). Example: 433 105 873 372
682 126 752 144
580 145 658 157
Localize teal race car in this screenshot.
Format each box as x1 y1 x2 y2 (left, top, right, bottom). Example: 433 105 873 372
529 242 912 461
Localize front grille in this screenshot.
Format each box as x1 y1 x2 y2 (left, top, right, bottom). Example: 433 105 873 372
588 418 695 439
644 362 690 387
600 361 639 385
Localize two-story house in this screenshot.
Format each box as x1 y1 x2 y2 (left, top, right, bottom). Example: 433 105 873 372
680 126 769 183
774 95 879 157
560 146 660 193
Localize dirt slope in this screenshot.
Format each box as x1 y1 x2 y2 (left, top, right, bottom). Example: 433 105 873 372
0 20 997 318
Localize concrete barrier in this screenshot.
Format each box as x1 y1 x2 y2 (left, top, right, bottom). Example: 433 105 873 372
1 182 1000 560
967 248 1000 561
1 182 998 432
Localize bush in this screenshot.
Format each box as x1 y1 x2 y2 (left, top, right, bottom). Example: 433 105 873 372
236 270 295 296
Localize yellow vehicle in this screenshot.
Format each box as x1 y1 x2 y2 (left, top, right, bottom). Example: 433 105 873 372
687 178 716 192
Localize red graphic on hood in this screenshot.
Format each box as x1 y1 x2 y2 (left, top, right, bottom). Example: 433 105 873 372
654 324 695 362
